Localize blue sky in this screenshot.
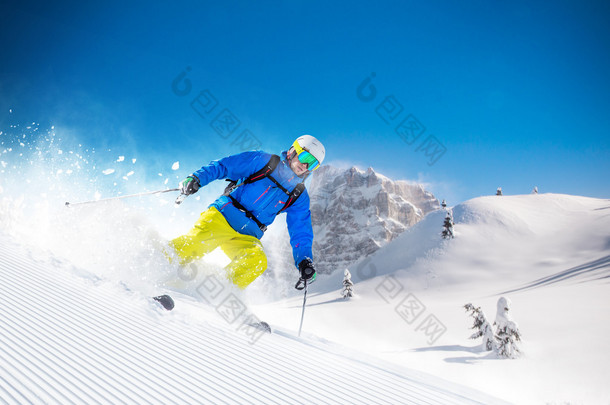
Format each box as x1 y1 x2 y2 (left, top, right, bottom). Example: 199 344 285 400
1 0 609 203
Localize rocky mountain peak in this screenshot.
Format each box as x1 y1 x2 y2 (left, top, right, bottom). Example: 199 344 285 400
264 165 439 279
306 165 439 274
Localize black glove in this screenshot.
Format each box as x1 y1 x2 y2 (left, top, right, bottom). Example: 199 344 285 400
298 258 316 281
179 175 200 196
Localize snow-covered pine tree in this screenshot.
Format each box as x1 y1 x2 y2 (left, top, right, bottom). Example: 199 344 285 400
441 211 454 239
494 297 522 359
496 187 503 196
464 303 495 351
441 199 447 209
342 269 354 299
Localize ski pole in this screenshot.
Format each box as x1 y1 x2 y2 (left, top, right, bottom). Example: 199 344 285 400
174 193 188 205
65 188 180 207
298 279 308 337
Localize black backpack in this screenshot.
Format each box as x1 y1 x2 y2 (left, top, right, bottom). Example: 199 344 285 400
223 154 305 232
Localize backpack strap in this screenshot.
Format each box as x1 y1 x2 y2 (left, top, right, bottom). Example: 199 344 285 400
228 195 268 232
280 182 305 212
265 173 305 212
223 155 281 196
243 155 280 184
223 154 306 232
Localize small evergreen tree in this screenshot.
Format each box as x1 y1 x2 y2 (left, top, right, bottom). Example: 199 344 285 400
494 297 522 359
441 212 454 239
464 303 495 351
496 187 503 196
441 199 447 209
342 269 354 299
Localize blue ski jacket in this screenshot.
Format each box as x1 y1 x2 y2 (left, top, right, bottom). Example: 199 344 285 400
192 150 313 268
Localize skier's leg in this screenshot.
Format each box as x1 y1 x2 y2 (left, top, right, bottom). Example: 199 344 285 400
169 206 267 288
220 236 268 289
168 207 230 265
164 207 238 289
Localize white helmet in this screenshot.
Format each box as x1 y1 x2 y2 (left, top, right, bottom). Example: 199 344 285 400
292 135 325 170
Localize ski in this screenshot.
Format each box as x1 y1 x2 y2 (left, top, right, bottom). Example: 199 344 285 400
153 294 175 311
249 321 272 334
152 294 270 336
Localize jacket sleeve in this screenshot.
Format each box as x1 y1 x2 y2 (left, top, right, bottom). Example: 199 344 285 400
284 190 314 268
192 151 270 187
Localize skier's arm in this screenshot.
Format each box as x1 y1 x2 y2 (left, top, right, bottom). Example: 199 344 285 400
284 191 314 269
190 151 270 188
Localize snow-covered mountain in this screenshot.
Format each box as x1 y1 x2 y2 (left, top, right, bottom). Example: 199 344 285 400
264 165 439 277
308 165 439 274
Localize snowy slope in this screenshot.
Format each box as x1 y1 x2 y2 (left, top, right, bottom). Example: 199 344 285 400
2 129 608 403
0 232 508 404
254 194 610 404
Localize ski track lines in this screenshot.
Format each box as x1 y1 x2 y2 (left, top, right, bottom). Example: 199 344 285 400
0 238 500 405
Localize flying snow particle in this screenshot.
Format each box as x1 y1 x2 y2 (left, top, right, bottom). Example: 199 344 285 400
172 161 180 170
117 156 125 162
94 191 102 200
126 171 134 177
102 169 115 175
132 158 137 164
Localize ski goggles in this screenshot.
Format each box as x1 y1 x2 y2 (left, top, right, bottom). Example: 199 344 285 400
292 140 321 171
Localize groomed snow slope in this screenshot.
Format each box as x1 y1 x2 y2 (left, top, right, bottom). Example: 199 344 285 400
0 233 508 404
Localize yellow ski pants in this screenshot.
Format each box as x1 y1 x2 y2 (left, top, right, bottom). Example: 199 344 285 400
169 207 267 289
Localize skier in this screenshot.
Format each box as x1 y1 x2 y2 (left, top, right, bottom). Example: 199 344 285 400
169 135 325 290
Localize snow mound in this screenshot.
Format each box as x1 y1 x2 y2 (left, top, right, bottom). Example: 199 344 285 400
266 193 610 404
